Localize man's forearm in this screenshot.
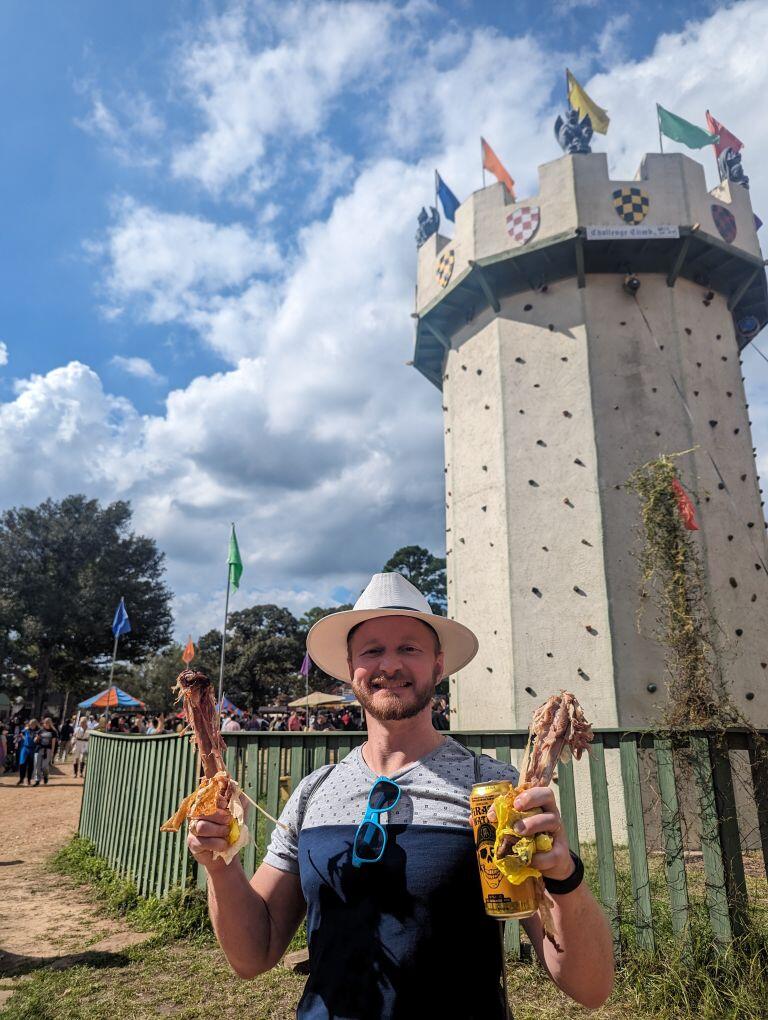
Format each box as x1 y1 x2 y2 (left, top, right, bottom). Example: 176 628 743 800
207 862 276 979
540 884 614 1008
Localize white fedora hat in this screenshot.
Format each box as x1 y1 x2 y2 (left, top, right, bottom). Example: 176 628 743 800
306 572 478 682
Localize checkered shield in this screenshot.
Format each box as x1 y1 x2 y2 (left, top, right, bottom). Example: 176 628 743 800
435 249 455 288
506 205 540 246
612 187 650 225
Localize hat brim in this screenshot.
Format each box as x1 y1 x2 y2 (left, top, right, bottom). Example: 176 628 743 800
306 608 478 682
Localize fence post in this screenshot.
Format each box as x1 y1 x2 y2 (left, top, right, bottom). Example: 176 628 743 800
653 735 689 939
747 733 768 885
619 732 655 952
588 734 620 956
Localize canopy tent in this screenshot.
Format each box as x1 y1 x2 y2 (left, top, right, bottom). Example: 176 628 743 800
78 685 146 710
216 696 244 716
288 691 347 709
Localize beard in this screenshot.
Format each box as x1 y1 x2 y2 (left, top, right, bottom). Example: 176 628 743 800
351 673 436 722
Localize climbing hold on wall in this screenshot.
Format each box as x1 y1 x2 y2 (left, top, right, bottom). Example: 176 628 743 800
729 577 738 587
524 304 533 311
728 535 734 541
709 420 718 428
532 587 542 598
482 465 488 471
734 428 740 435
459 538 465 544
573 586 587 596
751 594 757 602
525 686 536 696
619 321 626 326
537 439 547 447
716 334 722 340
563 410 573 418
548 324 555 331
746 692 755 700
529 479 539 487
564 498 574 508
462 365 467 371
581 539 593 547
727 391 733 397
693 391 700 396
519 409 525 415
647 684 657 693
515 356 526 364
742 474 747 481
748 522 755 528
486 667 493 673
542 546 549 552
652 387 657 393
736 629 743 636
586 626 598 635
719 483 725 490
561 356 569 362
577 668 590 680
684 327 692 335
546 652 553 659
484 404 490 410
481 505 487 512
574 458 585 467
477 369 483 375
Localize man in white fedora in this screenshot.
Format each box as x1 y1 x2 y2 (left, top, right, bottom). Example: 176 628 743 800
189 572 614 1018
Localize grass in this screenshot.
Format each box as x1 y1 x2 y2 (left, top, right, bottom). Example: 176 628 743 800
2 839 767 1019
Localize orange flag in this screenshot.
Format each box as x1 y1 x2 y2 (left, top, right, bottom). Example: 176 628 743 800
671 479 699 531
182 636 196 664
481 137 516 199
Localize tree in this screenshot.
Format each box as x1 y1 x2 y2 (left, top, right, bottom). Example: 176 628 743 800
0 495 173 714
382 545 447 615
127 643 188 713
197 605 306 709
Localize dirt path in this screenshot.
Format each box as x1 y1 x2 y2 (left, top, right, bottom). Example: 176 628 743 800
0 758 149 1004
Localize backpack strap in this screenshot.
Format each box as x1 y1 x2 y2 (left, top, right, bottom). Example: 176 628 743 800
296 763 335 834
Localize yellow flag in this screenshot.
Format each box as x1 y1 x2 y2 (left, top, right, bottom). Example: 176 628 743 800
566 69 609 135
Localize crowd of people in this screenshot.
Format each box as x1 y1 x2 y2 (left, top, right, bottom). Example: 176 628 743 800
1 695 451 785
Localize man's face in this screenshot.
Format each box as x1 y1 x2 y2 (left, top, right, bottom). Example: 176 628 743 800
348 616 444 723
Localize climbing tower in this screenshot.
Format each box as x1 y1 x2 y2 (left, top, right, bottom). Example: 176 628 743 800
413 152 768 733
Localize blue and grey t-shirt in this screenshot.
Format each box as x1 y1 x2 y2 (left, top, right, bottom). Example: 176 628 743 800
265 735 518 1020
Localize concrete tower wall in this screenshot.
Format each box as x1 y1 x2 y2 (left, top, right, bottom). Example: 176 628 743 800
416 151 768 736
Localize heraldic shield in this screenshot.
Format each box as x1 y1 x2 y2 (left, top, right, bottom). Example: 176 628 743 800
711 204 737 243
612 186 650 225
436 248 456 288
506 205 540 246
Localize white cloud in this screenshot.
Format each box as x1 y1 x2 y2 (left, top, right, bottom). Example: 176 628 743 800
171 1 407 194
0 341 7 367
111 355 166 385
74 84 164 168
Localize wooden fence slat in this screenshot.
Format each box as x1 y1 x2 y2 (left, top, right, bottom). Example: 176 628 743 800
619 733 655 952
243 738 263 878
710 738 748 939
105 738 125 866
162 737 182 896
143 739 165 897
136 739 158 896
747 734 768 883
555 757 579 855
129 736 150 880
179 737 197 890
654 736 689 938
152 739 173 898
503 919 521 960
116 739 138 875
92 735 110 854
689 734 735 947
264 738 282 849
588 736 619 955
313 737 327 773
494 735 511 765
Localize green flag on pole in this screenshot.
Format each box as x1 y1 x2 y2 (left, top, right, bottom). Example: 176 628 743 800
228 524 243 590
657 104 719 150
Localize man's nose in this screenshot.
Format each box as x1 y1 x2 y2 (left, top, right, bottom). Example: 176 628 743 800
377 655 402 675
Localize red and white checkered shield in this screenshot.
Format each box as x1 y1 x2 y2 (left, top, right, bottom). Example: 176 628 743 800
506 205 540 246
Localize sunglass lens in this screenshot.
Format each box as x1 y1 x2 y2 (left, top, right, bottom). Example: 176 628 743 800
369 779 399 811
354 820 385 860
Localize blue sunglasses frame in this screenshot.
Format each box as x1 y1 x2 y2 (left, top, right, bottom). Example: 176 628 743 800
351 776 402 867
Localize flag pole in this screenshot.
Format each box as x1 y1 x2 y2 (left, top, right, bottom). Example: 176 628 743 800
217 568 232 725
657 104 664 153
480 138 486 187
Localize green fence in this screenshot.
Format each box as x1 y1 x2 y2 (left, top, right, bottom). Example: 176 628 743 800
78 728 768 956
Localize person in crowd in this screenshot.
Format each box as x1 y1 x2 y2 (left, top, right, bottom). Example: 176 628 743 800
287 711 302 732
0 723 7 772
16 718 39 785
222 712 241 733
32 716 58 785
146 717 158 735
72 717 90 777
339 709 352 730
244 712 262 732
96 715 108 732
57 715 74 762
432 696 450 731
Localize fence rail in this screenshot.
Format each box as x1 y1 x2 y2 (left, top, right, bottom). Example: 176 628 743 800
78 727 768 956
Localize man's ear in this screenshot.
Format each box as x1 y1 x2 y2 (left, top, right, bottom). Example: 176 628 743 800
347 658 355 682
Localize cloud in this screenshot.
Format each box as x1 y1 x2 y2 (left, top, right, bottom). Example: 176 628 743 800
171 1 408 194
111 355 166 385
0 341 7 367
74 84 164 167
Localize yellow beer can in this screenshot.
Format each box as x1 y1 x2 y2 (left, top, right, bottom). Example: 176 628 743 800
470 780 540 920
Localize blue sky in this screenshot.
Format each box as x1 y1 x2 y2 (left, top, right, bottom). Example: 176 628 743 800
2 0 767 638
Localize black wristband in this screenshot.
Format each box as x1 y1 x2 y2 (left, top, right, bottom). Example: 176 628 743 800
542 851 584 895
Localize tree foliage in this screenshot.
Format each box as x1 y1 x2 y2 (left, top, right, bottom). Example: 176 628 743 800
0 495 173 712
382 545 447 614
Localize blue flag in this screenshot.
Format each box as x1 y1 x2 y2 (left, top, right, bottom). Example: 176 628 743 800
112 597 131 638
435 171 460 222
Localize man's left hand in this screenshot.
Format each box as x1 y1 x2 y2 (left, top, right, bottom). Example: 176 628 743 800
510 786 574 882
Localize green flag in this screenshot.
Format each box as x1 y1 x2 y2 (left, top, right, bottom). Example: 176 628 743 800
227 524 243 591
657 104 719 150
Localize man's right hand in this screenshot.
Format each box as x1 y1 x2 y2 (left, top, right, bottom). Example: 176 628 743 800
187 797 234 874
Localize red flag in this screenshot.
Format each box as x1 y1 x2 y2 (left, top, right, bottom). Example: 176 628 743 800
705 110 743 157
182 636 196 664
481 137 516 199
672 479 699 531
